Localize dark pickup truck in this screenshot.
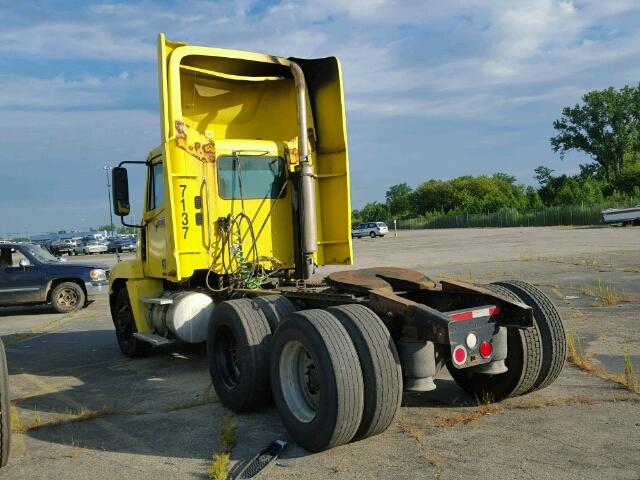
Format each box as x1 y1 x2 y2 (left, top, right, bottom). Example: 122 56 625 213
0 243 109 313
49 239 77 256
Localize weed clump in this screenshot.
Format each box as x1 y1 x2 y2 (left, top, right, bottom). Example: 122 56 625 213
208 410 237 480
567 332 639 394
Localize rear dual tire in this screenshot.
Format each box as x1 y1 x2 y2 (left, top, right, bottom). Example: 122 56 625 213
208 300 402 452
327 304 402 441
270 305 402 451
270 309 364 452
207 296 296 413
448 281 566 400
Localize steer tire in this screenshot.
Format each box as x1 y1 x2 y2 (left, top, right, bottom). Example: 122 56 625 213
112 287 151 358
327 304 402 441
447 283 541 400
270 309 364 452
252 295 297 332
495 280 566 393
207 299 272 413
51 282 86 313
0 340 10 468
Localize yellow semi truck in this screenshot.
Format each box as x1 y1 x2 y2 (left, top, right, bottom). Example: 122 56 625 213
109 34 566 452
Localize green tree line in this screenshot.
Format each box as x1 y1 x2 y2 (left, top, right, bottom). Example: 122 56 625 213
353 84 640 224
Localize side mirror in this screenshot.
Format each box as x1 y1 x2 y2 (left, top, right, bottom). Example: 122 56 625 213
112 167 131 216
19 258 31 268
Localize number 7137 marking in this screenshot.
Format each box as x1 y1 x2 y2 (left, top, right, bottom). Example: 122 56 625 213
180 184 189 239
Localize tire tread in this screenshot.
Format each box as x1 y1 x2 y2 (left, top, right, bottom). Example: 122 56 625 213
327 304 402 440
496 281 566 392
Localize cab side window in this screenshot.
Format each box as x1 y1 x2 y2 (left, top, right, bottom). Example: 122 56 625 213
147 162 164 211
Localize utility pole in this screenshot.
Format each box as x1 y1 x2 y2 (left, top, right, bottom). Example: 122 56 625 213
104 166 115 237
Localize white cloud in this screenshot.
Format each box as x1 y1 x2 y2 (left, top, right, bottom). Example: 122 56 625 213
0 22 155 61
0 69 156 110
1 0 638 121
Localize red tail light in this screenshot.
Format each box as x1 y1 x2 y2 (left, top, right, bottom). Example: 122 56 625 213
452 345 467 366
479 341 493 359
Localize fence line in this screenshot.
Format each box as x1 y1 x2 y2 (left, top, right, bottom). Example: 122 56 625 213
389 203 635 230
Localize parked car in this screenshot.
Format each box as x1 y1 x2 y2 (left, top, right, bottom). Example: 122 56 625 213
0 243 109 312
352 221 389 238
50 239 77 256
73 241 108 255
105 237 136 253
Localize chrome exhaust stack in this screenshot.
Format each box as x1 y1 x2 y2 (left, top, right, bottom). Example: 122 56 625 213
288 61 317 279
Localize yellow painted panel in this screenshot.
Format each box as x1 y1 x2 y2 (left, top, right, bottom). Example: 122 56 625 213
126 278 164 333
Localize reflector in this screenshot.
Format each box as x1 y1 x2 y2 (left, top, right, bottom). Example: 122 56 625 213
453 345 467 365
466 332 478 349
479 341 493 359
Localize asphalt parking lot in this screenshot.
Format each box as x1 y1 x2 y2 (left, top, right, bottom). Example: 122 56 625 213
1 226 639 479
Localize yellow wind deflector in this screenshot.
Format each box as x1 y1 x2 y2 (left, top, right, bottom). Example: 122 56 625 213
157 34 352 281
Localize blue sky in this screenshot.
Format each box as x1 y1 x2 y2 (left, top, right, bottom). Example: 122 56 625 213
1 0 640 235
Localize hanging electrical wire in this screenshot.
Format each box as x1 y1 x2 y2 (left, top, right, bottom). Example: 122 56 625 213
205 151 289 293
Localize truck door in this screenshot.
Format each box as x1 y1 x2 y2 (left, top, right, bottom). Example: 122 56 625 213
0 247 43 304
143 160 168 278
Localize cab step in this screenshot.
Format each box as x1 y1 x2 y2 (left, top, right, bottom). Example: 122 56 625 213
140 297 174 305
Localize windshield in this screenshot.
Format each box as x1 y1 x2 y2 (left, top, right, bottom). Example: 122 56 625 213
377 222 388 227
23 244 59 263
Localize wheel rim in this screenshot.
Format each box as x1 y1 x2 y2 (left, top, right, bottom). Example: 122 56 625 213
370 232 375 238
214 325 241 389
279 340 319 423
56 288 78 309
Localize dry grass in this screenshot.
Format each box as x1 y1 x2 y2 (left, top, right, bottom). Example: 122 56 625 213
429 403 503 428
208 410 237 480
579 280 640 307
399 423 426 444
519 252 606 269
3 315 73 347
617 349 640 393
507 395 598 409
399 421 445 478
566 332 600 373
567 332 640 394
11 386 219 435
219 410 237 452
11 405 120 433
422 451 445 479
430 395 603 429
167 389 217 412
